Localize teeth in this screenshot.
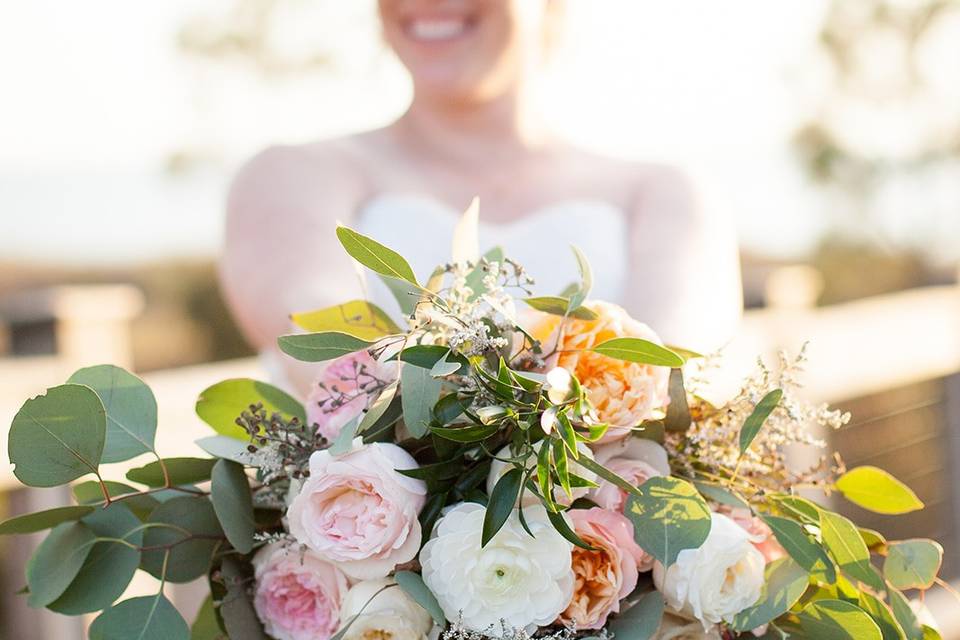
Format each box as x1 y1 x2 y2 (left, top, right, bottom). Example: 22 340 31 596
408 18 466 41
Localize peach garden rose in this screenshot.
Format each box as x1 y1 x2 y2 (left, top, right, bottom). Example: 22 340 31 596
527 301 671 442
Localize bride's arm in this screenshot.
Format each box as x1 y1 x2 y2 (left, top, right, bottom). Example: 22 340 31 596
220 145 367 389
623 167 743 353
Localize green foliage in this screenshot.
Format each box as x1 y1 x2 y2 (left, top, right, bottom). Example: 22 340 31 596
567 245 593 311
336 226 419 285
483 468 523 546
9 383 105 487
692 481 749 510
590 338 685 367
663 368 691 432
402 365 443 438
394 345 467 372
764 515 836 583
0 505 94 535
196 378 305 440
278 331 374 362
624 476 711 566
196 435 256 465
291 300 401 340
835 466 924 515
523 296 599 320
211 460 255 554
127 457 217 487
883 539 943 590
395 571 446 625
732 557 809 632
89 594 189 640
190 596 226 640
68 365 158 463
218 556 268 639
797 599 883 640
820 510 885 591
26 521 96 608
739 388 783 455
140 497 224 583
607 591 664 640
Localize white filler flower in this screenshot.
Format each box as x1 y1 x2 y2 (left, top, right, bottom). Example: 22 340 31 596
420 502 574 634
654 513 765 630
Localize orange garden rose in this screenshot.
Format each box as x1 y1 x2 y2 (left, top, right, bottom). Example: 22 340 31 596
528 301 671 442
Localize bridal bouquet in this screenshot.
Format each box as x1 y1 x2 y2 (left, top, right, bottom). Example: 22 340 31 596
3 207 949 640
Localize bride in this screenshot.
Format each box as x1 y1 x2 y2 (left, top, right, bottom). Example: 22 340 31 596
221 0 742 394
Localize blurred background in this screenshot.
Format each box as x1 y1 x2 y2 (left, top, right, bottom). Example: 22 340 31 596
1 0 959 637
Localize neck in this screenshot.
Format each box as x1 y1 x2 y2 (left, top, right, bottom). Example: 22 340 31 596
394 84 552 166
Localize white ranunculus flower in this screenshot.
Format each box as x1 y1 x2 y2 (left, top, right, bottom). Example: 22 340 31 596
653 513 765 629
420 502 574 634
338 578 434 640
486 441 596 506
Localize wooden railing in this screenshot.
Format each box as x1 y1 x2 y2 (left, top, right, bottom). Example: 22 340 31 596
1 283 959 637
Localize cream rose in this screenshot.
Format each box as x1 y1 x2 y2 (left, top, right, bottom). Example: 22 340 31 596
653 513 765 629
252 543 349 640
486 441 597 506
420 502 574 634
590 438 670 513
287 440 426 580
527 301 671 442
654 613 723 640
338 578 434 640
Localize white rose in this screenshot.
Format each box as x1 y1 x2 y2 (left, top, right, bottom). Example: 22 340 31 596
338 578 434 640
420 502 574 634
654 513 765 629
654 613 723 640
486 441 597 506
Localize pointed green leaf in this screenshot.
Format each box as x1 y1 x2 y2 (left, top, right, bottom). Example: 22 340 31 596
739 389 783 455
401 365 442 438
0 506 95 535
607 591 664 640
858 590 909 640
196 378 305 440
836 466 924 515
211 460 255 554
336 226 418 284
764 515 837 583
196 435 257 465
482 468 523 546
545 508 596 550
883 539 943 590
68 365 157 463
568 245 593 311
140 497 224 583
624 476 712 566
9 383 106 487
392 345 468 373
797 600 882 640
591 338 685 367
127 457 216 488
732 558 810 632
395 571 445 626
190 595 225 640
357 383 399 434
291 300 401 340
278 331 374 362
89 594 189 640
692 481 749 510
821 511 885 592
26 521 96 607
523 296 598 320
219 556 268 639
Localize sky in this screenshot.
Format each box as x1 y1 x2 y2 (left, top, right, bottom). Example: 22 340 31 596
1 0 955 266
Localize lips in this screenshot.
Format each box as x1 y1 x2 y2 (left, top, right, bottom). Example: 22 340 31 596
403 16 474 42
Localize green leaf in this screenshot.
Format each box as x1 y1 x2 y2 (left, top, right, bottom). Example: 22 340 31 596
483 468 523 546
555 412 579 459
553 439 572 498
858 590 909 640
775 495 822 524
68 365 157 463
190 595 226 640
820 510 885 592
567 245 593 311
379 275 420 316
219 556 268 639
0 505 95 535
336 226 418 285
692 481 749 510
329 416 360 455
797 600 883 640
732 557 810 631
89 594 190 640
523 296 598 320
397 459 464 481
545 508 596 550
26 521 96 607
196 435 257 465
277 331 374 363
591 338 685 367
607 591 664 640
196 378 305 441
394 571 446 626
739 388 784 455
663 368 691 432
291 300 401 340
835 466 924 515
127 457 217 488
465 246 505 300
537 440 557 512
624 476 712 566
883 539 943 590
401 365 442 438
393 345 468 372
73 480 160 520
764 515 837 583
49 503 143 615
430 423 499 443
9 383 106 487
357 383 400 434
141 497 224 583
888 587 924 640
211 460 255 554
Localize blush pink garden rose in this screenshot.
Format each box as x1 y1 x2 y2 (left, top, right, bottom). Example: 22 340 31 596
306 351 398 442
252 542 349 640
590 438 671 515
526 301 671 442
716 506 786 564
559 508 650 629
287 440 426 580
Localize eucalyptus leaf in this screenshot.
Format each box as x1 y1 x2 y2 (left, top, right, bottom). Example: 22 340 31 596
465 246 505 300
567 245 593 311
883 539 942 590
430 423 499 443
0 505 95 535
379 275 420 316
89 594 189 640
607 591 664 640
141 496 224 583
523 296 598 320
219 556 268 639
190 595 226 640
73 480 159 520
739 388 783 455
127 457 216 488
483 468 523 546
26 521 96 607
797 599 882 640
336 226 419 285
290 300 400 340
196 435 257 465
278 332 374 362
211 460 255 554
395 571 446 626
663 368 691 432
624 476 712 566
591 338 685 367
357 383 400 434
764 515 836 583
888 587 924 640
68 365 157 463
692 481 749 510
393 345 468 373
9 383 106 487
196 378 305 441
731 558 810 632
401 365 442 438
835 466 924 515
858 590 909 640
329 417 360 455
820 510 885 592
